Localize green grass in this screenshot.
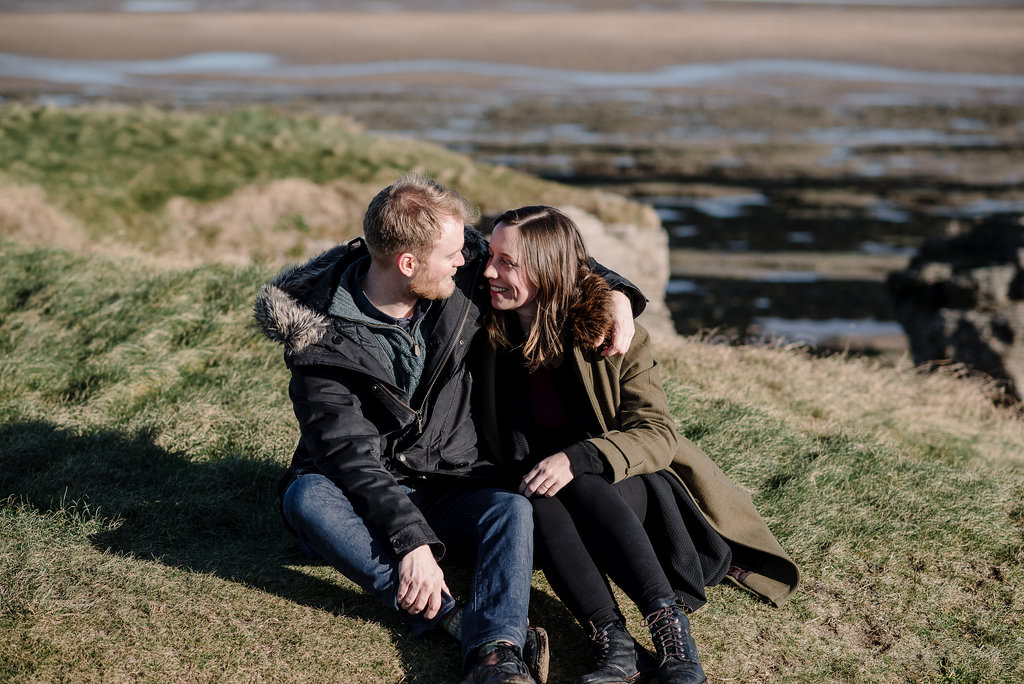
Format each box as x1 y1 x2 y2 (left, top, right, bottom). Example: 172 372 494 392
2 105 1023 682
0 104 657 263
2 236 1021 682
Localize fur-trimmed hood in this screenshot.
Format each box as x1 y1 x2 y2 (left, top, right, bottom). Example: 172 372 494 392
566 271 614 350
252 244 350 353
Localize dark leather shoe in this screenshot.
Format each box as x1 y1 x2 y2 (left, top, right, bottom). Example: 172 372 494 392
645 602 707 684
462 642 538 684
576 620 656 684
523 625 550 684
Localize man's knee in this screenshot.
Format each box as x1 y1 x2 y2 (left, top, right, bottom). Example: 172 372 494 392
509 492 534 520
282 473 355 530
487 491 534 535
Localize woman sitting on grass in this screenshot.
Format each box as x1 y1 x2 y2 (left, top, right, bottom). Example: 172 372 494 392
473 206 799 684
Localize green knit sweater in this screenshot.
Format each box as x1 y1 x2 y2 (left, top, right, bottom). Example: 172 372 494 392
327 257 429 396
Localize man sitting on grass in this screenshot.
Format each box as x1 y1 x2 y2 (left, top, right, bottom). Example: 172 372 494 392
254 174 641 683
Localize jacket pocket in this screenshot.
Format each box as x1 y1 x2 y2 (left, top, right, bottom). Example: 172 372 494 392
430 368 477 468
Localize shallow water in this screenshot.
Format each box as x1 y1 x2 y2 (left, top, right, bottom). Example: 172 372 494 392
650 194 770 220
751 317 906 346
664 273 903 349
1 0 1013 10
6 52 1024 94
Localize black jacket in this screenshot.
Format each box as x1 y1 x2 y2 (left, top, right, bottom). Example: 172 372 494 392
254 228 645 561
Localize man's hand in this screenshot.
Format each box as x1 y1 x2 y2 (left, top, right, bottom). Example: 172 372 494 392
397 544 450 619
520 452 574 497
599 290 636 356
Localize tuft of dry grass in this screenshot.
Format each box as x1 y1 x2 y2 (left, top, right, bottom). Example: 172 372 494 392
161 177 377 264
0 181 90 252
655 338 1021 463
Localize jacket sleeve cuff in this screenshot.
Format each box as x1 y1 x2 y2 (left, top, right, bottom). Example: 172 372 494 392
390 522 446 561
564 441 610 479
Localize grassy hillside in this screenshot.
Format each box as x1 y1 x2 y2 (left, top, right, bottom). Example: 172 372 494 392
0 105 656 265
2 237 1021 683
2 106 1023 683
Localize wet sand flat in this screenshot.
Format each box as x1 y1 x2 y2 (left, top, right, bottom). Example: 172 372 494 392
0 9 1021 77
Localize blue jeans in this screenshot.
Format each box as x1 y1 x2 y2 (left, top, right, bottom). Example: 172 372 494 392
282 473 533 665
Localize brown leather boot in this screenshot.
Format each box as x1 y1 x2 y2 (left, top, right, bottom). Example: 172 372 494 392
523 625 550 684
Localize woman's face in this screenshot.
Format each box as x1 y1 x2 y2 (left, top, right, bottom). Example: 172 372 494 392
483 223 538 322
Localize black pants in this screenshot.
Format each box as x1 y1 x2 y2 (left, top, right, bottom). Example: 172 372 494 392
532 473 677 628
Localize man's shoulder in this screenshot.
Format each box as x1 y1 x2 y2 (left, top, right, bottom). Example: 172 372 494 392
268 240 364 297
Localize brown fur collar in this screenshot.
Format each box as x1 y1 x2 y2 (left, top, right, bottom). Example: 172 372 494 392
567 273 613 350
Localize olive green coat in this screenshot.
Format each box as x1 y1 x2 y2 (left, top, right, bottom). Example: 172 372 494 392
475 325 800 607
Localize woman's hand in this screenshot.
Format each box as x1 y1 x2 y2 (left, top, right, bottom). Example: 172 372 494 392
520 452 574 497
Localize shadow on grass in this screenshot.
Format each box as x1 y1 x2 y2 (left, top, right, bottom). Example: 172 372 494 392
1 420 595 682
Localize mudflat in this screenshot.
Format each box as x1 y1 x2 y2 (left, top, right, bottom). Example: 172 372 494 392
2 6 1021 355
0 8 1021 76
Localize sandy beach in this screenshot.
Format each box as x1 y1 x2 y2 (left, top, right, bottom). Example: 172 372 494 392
1 9 1022 78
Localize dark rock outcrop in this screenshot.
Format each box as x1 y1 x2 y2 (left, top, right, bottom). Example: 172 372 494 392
887 215 1024 405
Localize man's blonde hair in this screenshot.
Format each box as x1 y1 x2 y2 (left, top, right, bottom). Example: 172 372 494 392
363 174 475 261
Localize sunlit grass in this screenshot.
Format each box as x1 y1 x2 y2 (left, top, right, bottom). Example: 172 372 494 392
0 104 657 267
1 104 1022 682
1 237 1021 682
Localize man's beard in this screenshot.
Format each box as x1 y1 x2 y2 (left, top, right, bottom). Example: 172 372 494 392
408 270 456 301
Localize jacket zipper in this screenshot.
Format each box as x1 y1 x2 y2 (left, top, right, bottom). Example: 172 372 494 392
374 383 422 432
414 290 473 426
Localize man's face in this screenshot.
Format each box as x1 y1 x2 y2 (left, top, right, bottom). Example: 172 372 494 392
408 214 466 300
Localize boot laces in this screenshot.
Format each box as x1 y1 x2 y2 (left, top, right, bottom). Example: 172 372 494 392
588 622 613 661
645 606 690 660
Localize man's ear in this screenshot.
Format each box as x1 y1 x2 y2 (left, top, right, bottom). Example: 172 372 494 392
396 252 418 278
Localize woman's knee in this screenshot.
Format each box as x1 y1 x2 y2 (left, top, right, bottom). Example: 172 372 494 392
530 494 575 538
557 472 614 507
